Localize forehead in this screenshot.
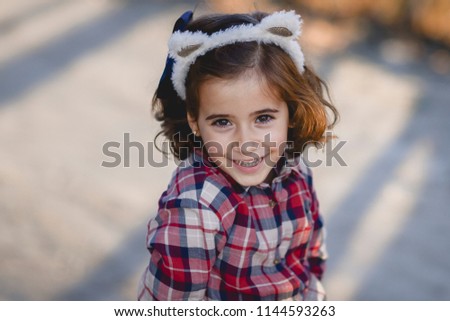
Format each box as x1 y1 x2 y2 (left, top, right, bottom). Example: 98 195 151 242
197 72 282 112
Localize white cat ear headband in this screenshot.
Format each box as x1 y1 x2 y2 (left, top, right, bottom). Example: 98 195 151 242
157 10 305 100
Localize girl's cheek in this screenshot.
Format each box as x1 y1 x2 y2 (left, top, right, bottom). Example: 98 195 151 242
263 133 288 147
204 142 226 159
203 135 233 158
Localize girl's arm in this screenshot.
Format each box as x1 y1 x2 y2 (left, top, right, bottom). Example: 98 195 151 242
137 200 224 301
306 170 328 280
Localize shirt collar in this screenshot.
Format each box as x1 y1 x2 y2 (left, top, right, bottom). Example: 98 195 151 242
191 148 247 194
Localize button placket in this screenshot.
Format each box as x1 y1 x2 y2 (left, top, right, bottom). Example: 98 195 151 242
269 199 276 208
264 187 283 267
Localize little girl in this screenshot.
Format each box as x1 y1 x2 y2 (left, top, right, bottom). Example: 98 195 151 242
138 9 338 301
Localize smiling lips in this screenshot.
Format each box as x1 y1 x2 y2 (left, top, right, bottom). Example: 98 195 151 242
230 154 266 168
234 158 261 167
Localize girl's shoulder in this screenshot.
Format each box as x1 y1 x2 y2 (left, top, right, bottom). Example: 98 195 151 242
284 155 313 182
280 155 319 202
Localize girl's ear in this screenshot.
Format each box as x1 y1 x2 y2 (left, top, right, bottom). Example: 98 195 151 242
187 113 200 136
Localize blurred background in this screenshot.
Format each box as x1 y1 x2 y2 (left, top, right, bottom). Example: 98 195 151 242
0 0 449 300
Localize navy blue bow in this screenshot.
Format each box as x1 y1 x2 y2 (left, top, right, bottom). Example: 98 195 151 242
156 11 193 100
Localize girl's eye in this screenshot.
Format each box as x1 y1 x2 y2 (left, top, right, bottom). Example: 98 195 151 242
212 119 231 127
256 114 274 124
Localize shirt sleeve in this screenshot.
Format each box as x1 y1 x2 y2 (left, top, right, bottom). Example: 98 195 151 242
306 169 328 280
137 199 223 300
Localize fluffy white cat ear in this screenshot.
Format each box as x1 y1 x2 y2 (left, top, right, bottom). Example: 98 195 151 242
168 31 207 59
259 10 302 38
167 10 305 100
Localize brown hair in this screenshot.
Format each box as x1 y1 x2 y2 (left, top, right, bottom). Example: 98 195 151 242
153 12 339 160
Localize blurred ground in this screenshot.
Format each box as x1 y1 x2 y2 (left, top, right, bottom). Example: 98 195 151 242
0 0 449 300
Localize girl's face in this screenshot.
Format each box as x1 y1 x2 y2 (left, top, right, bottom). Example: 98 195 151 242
188 72 289 187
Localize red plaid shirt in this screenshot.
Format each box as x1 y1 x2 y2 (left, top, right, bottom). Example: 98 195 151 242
138 150 327 300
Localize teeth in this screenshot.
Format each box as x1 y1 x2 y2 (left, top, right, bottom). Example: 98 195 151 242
236 158 260 167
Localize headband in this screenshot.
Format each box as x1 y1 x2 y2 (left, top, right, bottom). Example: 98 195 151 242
156 11 193 100
158 10 304 101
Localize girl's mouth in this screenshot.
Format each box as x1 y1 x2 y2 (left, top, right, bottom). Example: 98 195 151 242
232 156 263 168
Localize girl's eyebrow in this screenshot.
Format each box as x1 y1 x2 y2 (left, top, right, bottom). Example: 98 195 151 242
250 108 279 116
205 113 231 121
205 108 279 121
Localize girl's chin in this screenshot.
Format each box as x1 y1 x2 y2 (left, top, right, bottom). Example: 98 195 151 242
221 162 274 187
232 171 273 187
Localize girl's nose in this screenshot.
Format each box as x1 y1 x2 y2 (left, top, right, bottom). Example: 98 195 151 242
235 126 260 151
236 126 254 144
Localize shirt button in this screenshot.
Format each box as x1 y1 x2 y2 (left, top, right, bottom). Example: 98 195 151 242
269 200 276 208
273 259 280 265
